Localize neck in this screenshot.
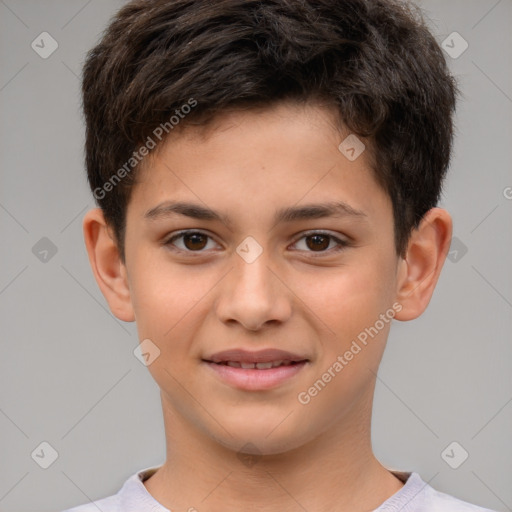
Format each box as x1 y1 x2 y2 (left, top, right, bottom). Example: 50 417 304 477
143 387 404 512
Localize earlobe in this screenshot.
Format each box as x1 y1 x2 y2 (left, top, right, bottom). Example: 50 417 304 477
82 208 135 322
394 207 453 321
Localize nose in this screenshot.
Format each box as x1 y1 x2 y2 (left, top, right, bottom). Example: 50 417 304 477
214 248 292 331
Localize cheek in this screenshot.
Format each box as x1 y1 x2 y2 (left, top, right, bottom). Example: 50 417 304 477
128 252 222 352
302 256 397 338
292 260 397 426
128 251 190 338
128 256 210 391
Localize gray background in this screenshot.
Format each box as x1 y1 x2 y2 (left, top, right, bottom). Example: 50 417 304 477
0 1 511 511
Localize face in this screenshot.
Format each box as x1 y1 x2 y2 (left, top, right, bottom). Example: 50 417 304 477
121 101 402 455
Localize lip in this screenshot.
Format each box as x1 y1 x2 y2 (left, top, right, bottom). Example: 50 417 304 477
203 360 308 390
202 348 310 391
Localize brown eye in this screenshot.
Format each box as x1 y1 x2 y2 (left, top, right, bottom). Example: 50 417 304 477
305 234 331 251
182 232 208 250
292 231 348 256
165 231 217 253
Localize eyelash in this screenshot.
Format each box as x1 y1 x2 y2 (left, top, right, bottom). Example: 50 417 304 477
164 230 349 257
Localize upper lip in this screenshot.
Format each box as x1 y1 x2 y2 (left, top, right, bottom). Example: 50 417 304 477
203 348 309 364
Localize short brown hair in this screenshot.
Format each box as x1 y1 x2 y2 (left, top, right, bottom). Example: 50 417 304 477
81 0 458 262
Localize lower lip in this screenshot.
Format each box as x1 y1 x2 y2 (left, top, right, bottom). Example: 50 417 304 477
203 361 308 390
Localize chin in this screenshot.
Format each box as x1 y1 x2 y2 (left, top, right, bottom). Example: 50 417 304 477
207 413 312 456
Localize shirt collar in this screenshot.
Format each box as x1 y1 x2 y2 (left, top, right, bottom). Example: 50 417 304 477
118 465 419 512
119 465 169 512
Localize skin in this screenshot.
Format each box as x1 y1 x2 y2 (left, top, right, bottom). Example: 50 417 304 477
83 100 452 512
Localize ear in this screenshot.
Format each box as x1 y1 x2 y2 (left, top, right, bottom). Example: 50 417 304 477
82 208 135 322
394 207 453 321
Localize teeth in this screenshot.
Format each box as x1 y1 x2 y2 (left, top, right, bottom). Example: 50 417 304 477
255 361 273 369
218 359 300 369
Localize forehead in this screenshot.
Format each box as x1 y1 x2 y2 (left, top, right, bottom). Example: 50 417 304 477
129 101 389 225
141 100 360 172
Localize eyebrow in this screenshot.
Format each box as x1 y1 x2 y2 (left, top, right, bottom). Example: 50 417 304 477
144 200 367 227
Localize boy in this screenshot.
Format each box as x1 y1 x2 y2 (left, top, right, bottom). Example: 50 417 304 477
64 0 498 510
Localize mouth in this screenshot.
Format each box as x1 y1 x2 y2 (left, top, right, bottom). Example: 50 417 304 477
205 359 307 369
203 348 309 365
202 349 310 390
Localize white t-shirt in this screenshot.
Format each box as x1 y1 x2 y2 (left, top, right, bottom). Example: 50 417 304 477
62 466 498 512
